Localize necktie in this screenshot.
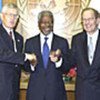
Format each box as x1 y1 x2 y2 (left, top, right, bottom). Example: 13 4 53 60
9 31 14 51
88 37 93 64
9 31 13 39
42 37 49 68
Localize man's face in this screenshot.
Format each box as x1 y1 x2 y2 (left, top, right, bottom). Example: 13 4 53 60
39 15 53 35
1 8 19 29
82 10 98 34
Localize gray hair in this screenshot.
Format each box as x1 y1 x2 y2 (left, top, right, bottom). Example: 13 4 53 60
1 3 19 14
38 10 54 24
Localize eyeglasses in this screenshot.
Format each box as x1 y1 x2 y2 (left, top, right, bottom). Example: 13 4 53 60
3 13 19 19
82 17 96 22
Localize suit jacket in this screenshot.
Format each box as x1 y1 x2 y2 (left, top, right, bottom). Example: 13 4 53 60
0 24 25 100
25 34 70 100
71 30 100 100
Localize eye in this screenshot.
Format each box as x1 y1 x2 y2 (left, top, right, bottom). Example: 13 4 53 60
4 13 19 19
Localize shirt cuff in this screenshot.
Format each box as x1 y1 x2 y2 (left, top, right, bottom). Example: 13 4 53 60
55 58 62 68
30 64 35 71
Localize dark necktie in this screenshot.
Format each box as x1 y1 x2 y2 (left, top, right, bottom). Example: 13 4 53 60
42 37 49 68
9 31 14 51
9 31 13 39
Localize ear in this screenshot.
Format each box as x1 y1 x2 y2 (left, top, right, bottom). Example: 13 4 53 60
98 18 100 28
0 13 1 19
96 17 100 25
0 13 3 21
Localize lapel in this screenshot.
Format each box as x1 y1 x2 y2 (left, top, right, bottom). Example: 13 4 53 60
50 34 58 51
46 34 58 68
37 35 45 68
14 32 22 52
0 25 14 50
80 31 90 66
92 30 100 66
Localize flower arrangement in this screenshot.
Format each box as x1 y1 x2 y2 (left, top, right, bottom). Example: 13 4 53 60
63 67 77 82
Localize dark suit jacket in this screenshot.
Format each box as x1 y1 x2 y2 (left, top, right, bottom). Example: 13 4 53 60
25 34 70 100
0 24 25 100
71 30 100 100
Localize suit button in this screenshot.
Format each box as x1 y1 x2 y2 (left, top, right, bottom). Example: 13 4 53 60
15 64 18 67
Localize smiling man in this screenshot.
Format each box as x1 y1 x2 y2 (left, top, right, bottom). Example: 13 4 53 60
0 3 36 100
24 10 71 100
71 8 100 100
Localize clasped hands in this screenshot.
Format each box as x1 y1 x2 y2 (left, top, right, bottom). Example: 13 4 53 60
49 49 61 63
26 49 61 67
25 53 37 67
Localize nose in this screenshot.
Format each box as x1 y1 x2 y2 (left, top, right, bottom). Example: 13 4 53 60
45 22 50 26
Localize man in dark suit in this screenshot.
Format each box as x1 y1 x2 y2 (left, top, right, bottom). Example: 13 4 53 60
71 8 100 100
0 3 36 100
25 10 70 100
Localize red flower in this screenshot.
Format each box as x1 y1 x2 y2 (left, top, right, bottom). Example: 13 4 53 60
67 67 77 78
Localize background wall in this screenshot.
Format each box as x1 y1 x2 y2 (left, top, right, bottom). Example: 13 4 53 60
1 1 100 100
3 0 16 5
16 0 90 45
2 0 100 45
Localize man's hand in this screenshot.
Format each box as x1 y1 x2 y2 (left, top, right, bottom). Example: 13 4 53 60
25 53 36 61
30 55 37 67
25 53 37 69
49 49 61 63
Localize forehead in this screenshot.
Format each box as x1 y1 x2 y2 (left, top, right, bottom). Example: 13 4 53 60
8 8 17 13
3 7 18 14
42 15 51 19
40 15 52 21
82 10 95 18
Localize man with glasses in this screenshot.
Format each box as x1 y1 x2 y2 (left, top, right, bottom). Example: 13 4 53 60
0 3 36 100
71 8 100 100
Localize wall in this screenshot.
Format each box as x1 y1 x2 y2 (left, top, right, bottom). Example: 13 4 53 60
3 0 16 5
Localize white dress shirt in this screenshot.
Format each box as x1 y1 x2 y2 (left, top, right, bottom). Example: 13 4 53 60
87 29 99 64
31 32 62 71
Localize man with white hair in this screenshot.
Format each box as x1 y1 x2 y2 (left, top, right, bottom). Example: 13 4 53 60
0 3 36 100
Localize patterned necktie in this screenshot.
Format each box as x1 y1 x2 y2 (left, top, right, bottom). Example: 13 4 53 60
88 37 93 64
42 37 49 68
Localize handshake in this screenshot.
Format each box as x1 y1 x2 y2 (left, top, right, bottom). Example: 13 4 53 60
25 53 37 66
25 49 61 66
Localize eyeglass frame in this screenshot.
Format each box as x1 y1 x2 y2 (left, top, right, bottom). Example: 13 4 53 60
82 17 96 23
3 13 19 19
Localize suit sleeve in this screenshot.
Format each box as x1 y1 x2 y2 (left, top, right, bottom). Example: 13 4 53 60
0 49 25 65
70 36 77 66
0 35 25 65
61 39 72 73
24 39 33 72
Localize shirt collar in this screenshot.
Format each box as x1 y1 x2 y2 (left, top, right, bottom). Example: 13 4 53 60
2 24 13 34
87 29 99 46
40 32 53 40
40 32 53 52
87 29 99 38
